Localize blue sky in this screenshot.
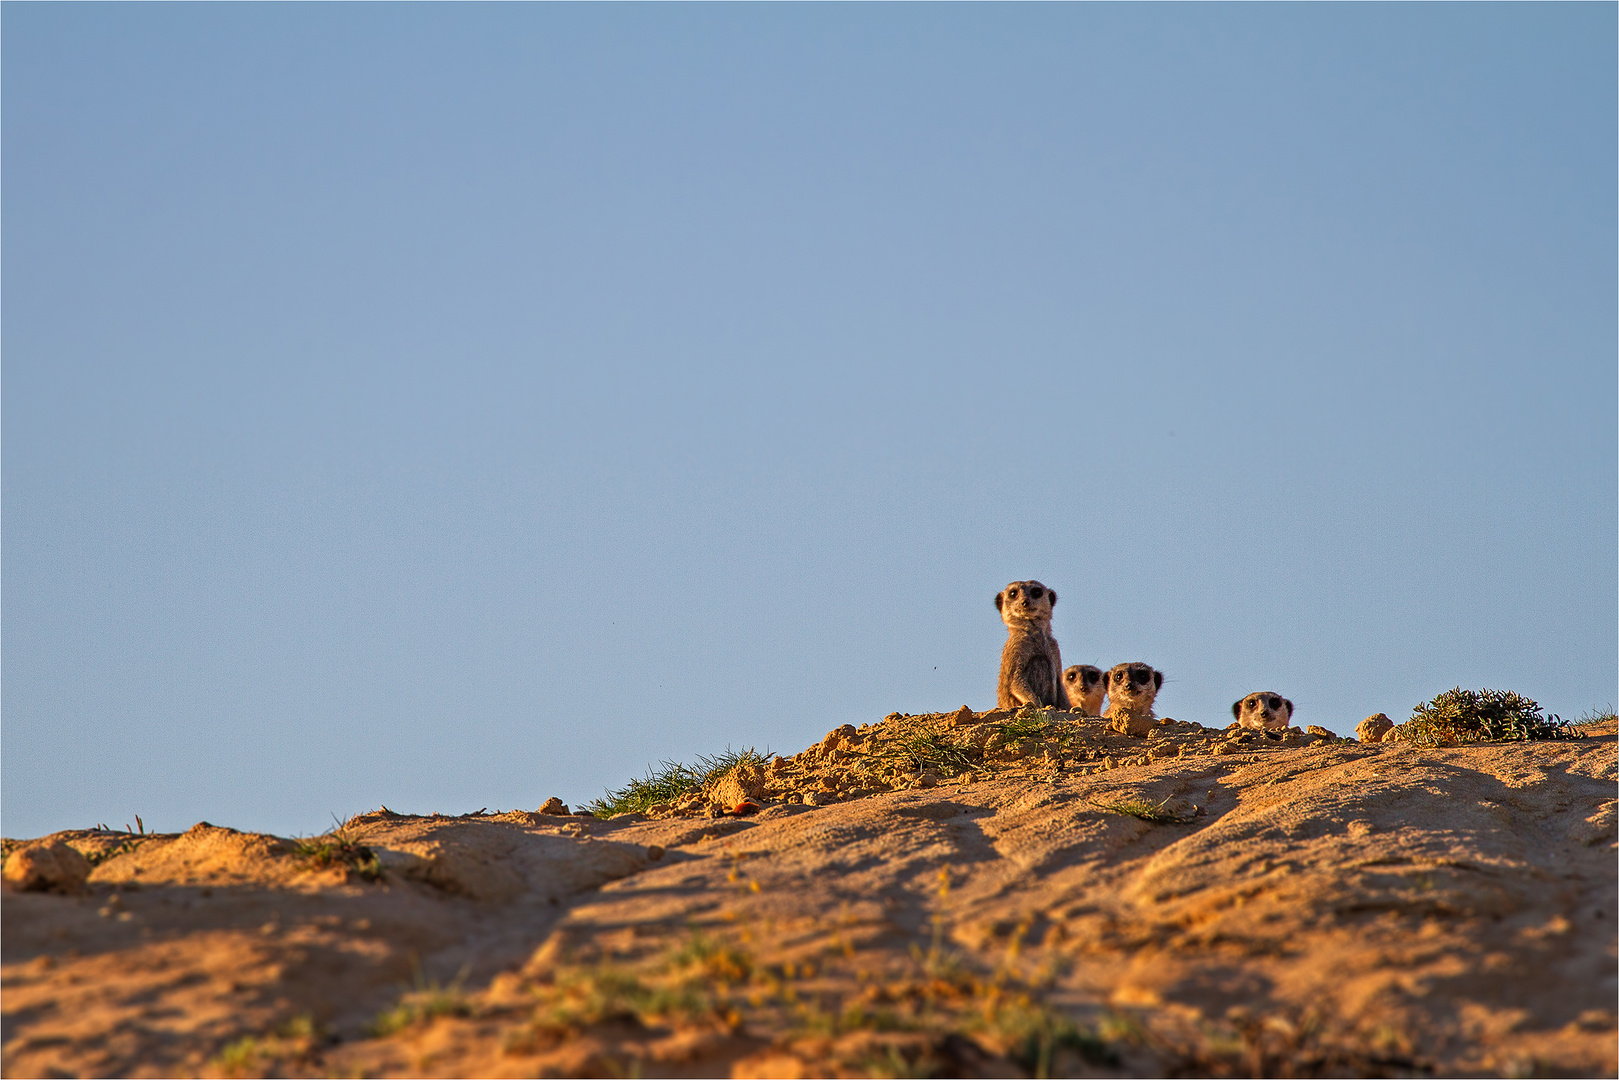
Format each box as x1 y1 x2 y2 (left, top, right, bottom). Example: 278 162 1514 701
4 5 1614 839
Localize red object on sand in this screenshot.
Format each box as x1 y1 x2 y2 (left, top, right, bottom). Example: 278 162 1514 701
732 800 761 816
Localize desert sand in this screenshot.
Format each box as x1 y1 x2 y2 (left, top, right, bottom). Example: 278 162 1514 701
3 711 1615 1078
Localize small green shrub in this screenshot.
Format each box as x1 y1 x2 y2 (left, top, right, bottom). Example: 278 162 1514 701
1396 687 1582 745
587 747 769 817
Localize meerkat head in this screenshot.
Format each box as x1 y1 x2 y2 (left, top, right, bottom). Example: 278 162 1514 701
1232 692 1293 731
995 581 1055 628
1063 664 1105 714
1106 662 1162 711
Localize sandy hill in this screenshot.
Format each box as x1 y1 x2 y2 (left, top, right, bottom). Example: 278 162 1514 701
3 710 1615 1078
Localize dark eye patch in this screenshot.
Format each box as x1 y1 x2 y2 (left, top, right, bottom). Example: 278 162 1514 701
1267 695 1282 710
1085 671 1101 686
1130 666 1153 684
1029 586 1044 599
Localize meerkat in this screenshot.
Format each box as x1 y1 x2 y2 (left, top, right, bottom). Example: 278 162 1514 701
994 581 1064 710
1233 692 1293 732
1062 664 1106 716
1105 662 1163 736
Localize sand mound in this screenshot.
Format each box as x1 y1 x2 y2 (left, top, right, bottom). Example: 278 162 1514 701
3 718 1614 1078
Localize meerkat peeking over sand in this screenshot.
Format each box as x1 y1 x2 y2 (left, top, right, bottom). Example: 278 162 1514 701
1105 662 1163 736
995 581 1064 710
1233 692 1294 732
1063 664 1106 716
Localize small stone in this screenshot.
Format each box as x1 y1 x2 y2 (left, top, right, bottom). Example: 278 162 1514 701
1103 756 1117 769
1109 710 1156 738
2 840 90 893
949 705 976 728
1211 744 1234 756
538 797 569 816
1356 714 1394 743
915 771 939 789
1306 726 1336 740
803 792 823 807
645 845 665 861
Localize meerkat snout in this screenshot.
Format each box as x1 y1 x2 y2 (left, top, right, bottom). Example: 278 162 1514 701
1063 664 1105 716
1233 692 1293 731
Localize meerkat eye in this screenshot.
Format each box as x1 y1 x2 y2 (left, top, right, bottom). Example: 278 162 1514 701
1007 588 1019 598
1029 586 1043 599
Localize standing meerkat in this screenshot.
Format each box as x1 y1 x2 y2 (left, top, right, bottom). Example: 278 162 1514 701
994 581 1064 710
1105 662 1163 736
1062 664 1106 716
1233 692 1293 732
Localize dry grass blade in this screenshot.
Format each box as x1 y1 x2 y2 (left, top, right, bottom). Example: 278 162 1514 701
1089 795 1185 824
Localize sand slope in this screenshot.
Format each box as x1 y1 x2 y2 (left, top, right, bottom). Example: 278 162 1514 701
3 721 1614 1078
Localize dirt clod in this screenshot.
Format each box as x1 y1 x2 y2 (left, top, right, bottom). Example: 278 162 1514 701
1356 712 1395 742
2 840 90 893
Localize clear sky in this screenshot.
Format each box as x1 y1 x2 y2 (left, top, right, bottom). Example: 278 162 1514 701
4 5 1614 840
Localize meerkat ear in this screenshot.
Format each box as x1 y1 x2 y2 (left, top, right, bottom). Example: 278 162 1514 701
994 592 1004 612
1232 701 1242 720
1153 670 1163 690
1283 699 1293 715
1047 590 1057 607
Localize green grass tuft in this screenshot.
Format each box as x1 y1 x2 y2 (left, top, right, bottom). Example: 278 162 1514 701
991 998 1117 1076
1576 705 1617 728
1000 705 1056 742
893 730 981 777
1394 687 1582 746
586 746 769 817
370 968 472 1036
293 827 382 881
